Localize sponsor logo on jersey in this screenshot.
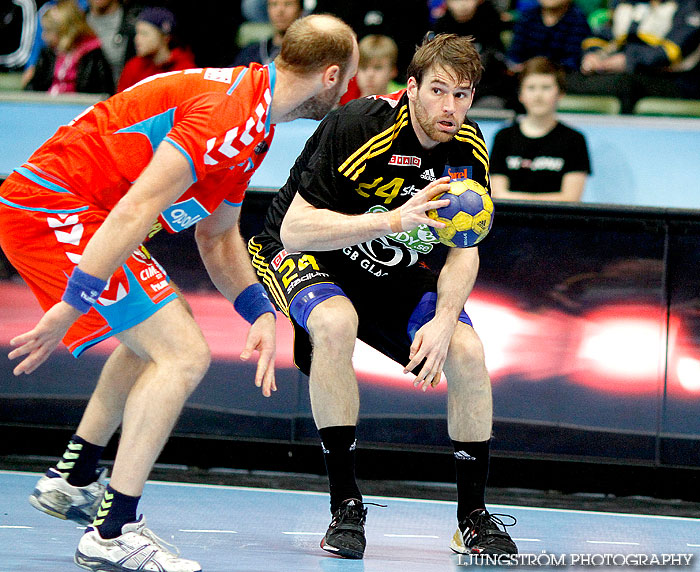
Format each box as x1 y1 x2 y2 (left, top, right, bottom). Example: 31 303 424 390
420 168 436 181
443 165 473 180
368 205 439 254
204 68 235 83
271 249 290 270
400 184 420 197
160 197 210 232
388 154 422 168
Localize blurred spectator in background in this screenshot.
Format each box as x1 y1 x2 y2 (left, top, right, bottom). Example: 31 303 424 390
242 0 270 22
433 0 512 107
567 0 700 113
86 0 139 86
233 0 303 66
117 6 193 91
339 34 400 104
355 34 400 96
490 57 591 202
25 0 114 94
507 0 591 72
22 0 89 88
309 0 430 83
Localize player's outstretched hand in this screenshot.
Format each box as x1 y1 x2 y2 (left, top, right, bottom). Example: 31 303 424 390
404 316 454 391
395 176 451 232
9 301 81 376
240 312 277 397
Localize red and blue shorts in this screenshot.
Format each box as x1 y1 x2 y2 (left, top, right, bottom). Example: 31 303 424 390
0 173 177 356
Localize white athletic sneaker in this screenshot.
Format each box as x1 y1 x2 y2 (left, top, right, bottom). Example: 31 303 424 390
29 467 108 525
74 517 202 572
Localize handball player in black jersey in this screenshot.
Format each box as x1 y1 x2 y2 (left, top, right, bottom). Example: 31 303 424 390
249 33 518 559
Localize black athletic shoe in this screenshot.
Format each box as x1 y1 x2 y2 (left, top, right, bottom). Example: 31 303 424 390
320 498 367 559
450 509 518 555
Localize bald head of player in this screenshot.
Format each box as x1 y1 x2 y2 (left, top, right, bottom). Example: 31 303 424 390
270 14 359 122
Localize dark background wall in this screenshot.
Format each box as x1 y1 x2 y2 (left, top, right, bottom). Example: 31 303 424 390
3 193 700 500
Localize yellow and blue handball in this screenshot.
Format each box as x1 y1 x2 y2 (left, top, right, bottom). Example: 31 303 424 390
427 179 494 247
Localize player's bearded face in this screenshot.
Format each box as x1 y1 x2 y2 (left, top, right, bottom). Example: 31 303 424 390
410 66 474 145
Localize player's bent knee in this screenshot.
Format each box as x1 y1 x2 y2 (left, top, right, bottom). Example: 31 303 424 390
167 339 211 392
445 326 488 382
307 298 358 349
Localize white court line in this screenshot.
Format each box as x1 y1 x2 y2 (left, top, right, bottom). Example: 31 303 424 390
179 529 238 534
513 538 541 542
688 544 700 547
282 531 324 535
587 540 640 545
5 470 700 523
0 525 32 529
384 534 439 538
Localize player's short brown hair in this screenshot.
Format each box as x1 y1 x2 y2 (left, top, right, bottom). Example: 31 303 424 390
407 33 482 88
277 14 356 77
518 56 567 92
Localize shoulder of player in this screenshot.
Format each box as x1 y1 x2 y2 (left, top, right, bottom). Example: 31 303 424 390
319 95 409 144
452 117 489 150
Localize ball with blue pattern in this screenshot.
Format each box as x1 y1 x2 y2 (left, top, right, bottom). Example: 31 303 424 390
427 179 494 247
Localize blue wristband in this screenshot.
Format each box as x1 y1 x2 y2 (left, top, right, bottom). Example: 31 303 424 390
61 268 108 314
234 283 276 324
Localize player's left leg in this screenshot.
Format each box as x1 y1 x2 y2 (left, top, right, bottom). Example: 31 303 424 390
444 323 517 555
29 343 146 525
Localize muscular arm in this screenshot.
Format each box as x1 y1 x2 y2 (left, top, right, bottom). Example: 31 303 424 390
195 202 260 301
280 177 451 252
195 202 277 396
436 246 480 323
81 141 194 279
405 246 480 389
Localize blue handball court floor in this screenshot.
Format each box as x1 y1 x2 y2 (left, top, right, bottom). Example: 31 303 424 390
2 470 700 572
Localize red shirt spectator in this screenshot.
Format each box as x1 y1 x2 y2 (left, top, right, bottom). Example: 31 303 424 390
117 7 195 91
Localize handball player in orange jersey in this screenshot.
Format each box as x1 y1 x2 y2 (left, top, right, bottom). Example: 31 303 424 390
0 14 357 572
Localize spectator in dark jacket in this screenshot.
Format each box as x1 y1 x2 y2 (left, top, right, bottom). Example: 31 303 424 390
26 0 114 94
507 0 591 72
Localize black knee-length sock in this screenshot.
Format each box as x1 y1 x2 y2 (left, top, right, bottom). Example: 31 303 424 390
452 439 490 523
319 425 362 513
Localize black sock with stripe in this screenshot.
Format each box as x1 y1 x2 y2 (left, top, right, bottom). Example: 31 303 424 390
319 425 362 513
452 439 490 523
57 434 104 487
93 485 140 539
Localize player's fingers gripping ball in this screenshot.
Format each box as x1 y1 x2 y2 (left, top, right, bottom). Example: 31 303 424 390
427 179 494 247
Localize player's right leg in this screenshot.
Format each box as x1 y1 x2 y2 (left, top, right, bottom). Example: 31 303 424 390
248 238 367 559
74 297 208 572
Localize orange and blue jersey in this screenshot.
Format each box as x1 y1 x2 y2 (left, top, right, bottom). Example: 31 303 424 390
0 63 277 356
7 63 276 232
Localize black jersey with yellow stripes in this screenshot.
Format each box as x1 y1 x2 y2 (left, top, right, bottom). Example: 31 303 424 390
260 90 491 280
